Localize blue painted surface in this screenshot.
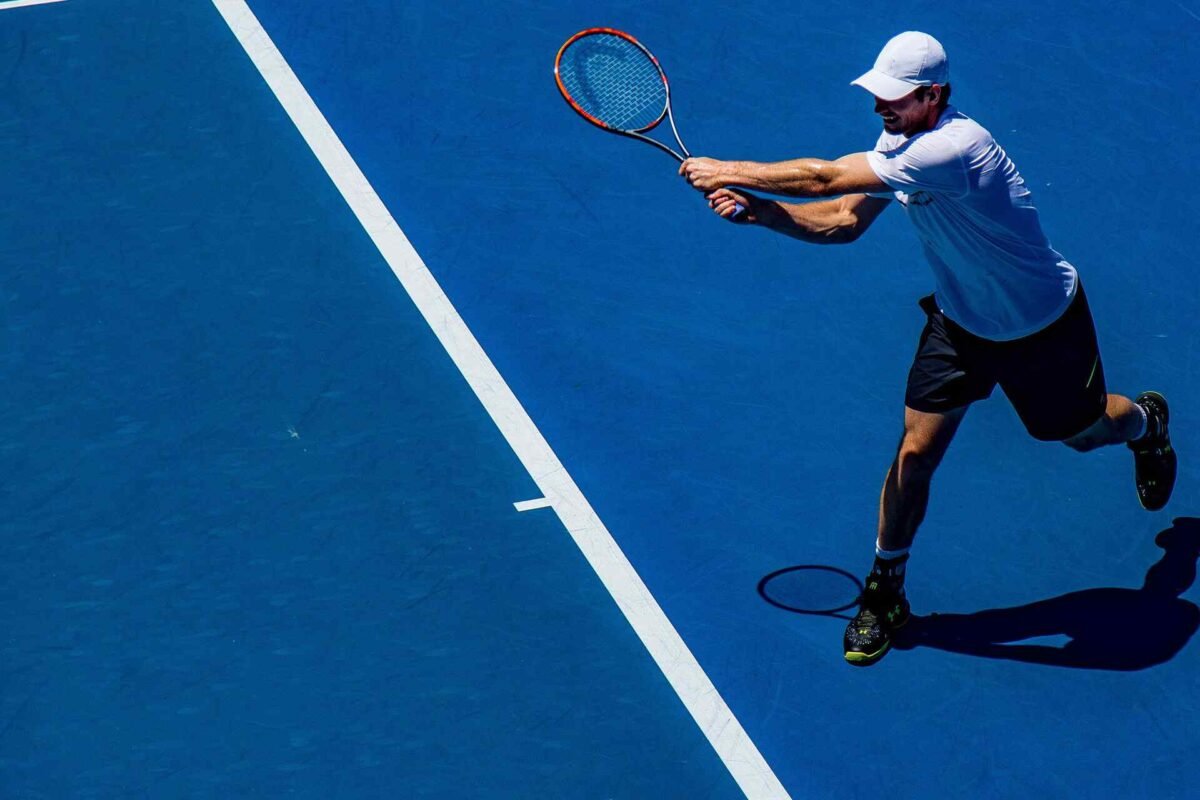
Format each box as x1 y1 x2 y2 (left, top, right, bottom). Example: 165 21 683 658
0 2 741 797
3 0 1199 797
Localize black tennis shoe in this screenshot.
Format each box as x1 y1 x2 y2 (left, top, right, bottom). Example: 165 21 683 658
843 580 910 667
1129 391 1176 511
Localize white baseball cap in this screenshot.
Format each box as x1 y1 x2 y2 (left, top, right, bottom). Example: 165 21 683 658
851 31 949 101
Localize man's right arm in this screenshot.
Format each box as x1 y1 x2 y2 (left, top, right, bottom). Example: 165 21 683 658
712 191 891 244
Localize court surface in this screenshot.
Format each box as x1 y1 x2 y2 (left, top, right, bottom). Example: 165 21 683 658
2 1 1198 797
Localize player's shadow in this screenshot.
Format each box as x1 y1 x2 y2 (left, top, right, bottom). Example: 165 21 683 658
892 517 1200 670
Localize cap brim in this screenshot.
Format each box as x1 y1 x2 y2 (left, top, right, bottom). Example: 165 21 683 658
850 69 921 101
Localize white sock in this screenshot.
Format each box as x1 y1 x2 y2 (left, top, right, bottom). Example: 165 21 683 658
1131 403 1148 441
872 544 910 583
875 544 910 560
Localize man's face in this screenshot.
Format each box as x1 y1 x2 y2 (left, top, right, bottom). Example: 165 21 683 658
874 86 940 136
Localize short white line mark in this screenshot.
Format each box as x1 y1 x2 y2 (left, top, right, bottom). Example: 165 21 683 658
514 497 552 512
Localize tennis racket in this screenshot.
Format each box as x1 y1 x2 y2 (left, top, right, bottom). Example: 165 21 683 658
553 28 745 219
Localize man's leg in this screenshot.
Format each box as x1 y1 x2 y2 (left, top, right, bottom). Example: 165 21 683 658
844 405 968 666
878 405 969 551
1061 394 1145 451
1063 392 1176 511
995 284 1176 510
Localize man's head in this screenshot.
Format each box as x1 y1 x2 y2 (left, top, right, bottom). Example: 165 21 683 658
851 31 951 136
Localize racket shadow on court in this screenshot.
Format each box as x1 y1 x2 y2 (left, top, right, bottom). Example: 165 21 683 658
757 565 865 621
888 517 1200 671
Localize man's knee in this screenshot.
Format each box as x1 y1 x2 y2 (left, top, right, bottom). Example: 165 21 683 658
895 434 945 481
894 406 965 482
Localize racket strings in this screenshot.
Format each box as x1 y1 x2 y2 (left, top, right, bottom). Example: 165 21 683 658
558 34 667 131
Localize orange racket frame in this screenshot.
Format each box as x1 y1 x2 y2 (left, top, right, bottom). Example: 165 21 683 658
553 27 689 162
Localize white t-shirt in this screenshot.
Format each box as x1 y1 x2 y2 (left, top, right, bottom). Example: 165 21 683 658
865 106 1077 341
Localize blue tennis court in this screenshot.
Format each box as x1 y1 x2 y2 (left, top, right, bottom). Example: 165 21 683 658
1 1 1196 797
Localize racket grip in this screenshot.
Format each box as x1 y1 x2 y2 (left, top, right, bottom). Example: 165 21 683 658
731 202 747 220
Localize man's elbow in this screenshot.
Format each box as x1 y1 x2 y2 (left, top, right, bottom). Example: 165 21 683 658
823 228 859 245
828 214 865 244
810 174 842 199
802 162 847 199
808 226 859 245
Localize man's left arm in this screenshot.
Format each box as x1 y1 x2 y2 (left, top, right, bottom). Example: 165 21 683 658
680 153 889 198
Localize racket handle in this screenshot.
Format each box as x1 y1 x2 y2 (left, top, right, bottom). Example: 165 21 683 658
731 202 747 220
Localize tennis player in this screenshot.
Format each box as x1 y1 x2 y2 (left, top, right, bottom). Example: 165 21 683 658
679 31 1177 666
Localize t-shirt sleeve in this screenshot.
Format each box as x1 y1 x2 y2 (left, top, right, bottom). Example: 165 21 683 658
864 132 897 199
866 132 970 198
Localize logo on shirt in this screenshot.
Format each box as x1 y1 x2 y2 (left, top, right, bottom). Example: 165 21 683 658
907 191 934 206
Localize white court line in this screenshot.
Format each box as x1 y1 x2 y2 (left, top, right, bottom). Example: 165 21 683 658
513 497 552 512
210 2 791 798
0 0 67 11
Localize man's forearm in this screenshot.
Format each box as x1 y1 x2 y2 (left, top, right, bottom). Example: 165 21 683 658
756 198 856 244
727 159 839 198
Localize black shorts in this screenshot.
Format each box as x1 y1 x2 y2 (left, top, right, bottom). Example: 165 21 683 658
905 284 1108 441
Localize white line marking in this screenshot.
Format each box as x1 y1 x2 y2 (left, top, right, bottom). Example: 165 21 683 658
0 0 67 10
513 497 552 512
210 2 790 797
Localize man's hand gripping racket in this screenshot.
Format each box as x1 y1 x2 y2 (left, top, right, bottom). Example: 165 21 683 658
678 157 760 223
553 28 748 221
